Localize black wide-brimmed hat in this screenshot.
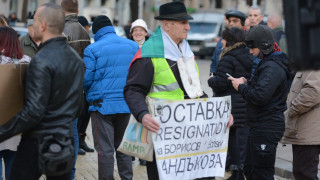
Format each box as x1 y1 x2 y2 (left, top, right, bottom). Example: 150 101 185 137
154 1 193 21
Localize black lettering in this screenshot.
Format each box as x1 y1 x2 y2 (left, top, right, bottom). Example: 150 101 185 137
168 159 178 174
186 103 195 121
173 126 182 139
162 160 168 174
174 104 185 122
215 101 223 119
201 155 209 169
160 105 171 123
187 157 193 171
209 154 215 168
177 158 186 175
203 124 210 137
156 128 163 141
214 154 223 168
164 127 173 140
187 126 196 138
215 122 223 134
195 103 205 121
206 101 214 120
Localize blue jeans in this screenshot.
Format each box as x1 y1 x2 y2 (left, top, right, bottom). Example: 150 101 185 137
71 118 79 180
0 150 16 180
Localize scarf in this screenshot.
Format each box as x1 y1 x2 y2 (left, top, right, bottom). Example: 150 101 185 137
130 26 203 99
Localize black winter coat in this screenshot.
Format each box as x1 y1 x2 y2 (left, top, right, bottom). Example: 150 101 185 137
0 37 85 142
238 52 290 131
208 42 252 125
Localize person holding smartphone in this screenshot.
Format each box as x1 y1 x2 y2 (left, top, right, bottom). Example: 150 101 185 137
208 27 252 180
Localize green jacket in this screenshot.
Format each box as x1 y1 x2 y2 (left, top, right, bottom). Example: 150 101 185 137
19 33 38 59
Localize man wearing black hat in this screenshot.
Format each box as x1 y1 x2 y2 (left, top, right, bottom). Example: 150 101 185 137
210 10 245 75
84 15 139 180
124 1 233 180
228 25 291 180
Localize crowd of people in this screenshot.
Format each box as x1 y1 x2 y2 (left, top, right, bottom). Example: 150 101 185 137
0 0 318 180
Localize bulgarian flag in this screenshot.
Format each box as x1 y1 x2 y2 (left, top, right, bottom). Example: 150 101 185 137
130 26 164 67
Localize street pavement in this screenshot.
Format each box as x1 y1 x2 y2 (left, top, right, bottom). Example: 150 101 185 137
73 58 305 180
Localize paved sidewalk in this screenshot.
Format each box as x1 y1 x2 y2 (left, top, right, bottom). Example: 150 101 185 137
275 143 320 179
74 123 289 180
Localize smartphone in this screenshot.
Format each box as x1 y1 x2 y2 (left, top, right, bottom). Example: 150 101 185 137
226 73 233 78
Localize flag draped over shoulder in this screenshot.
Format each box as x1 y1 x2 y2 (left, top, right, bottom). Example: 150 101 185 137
130 26 164 67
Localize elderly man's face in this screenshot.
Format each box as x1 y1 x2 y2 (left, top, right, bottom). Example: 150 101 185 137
248 9 263 26
165 20 190 44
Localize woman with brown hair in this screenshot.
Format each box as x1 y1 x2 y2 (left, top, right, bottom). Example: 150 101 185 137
0 26 31 179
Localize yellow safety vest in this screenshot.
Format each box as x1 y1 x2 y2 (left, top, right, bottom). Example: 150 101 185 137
148 57 199 100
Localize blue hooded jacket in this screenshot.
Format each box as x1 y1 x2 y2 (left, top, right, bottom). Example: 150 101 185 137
84 26 139 115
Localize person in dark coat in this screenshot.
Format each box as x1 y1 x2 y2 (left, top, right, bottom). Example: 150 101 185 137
0 3 84 179
208 27 252 180
228 25 291 180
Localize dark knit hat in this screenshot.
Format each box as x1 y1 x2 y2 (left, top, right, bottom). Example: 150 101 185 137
78 16 89 27
154 1 193 20
92 15 112 34
245 25 275 55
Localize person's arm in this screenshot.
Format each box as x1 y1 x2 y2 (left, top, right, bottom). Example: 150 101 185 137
124 58 160 132
208 57 233 93
124 58 154 121
288 71 320 117
237 62 286 106
83 47 95 91
0 57 51 142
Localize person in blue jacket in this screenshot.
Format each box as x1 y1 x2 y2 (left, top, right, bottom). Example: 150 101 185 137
83 15 139 180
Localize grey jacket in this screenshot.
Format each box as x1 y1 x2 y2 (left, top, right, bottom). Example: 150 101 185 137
282 70 320 145
19 33 38 59
63 14 90 58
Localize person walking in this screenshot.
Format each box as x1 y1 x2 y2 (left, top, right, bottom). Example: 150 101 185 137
61 4 91 177
281 70 320 180
228 25 291 180
208 27 252 180
84 15 139 180
0 3 84 180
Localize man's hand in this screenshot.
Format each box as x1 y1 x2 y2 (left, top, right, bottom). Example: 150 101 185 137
227 114 234 128
228 76 246 91
142 114 160 133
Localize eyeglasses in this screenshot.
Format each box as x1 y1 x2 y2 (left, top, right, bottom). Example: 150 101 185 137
132 28 146 33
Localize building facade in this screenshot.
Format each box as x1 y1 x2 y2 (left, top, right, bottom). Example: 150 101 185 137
0 0 282 30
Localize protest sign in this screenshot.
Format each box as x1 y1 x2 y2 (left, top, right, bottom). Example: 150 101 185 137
150 97 231 180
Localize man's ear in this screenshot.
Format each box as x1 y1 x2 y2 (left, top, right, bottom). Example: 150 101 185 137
40 21 46 32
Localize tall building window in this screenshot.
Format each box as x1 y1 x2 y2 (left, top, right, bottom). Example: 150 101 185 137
215 0 222 8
